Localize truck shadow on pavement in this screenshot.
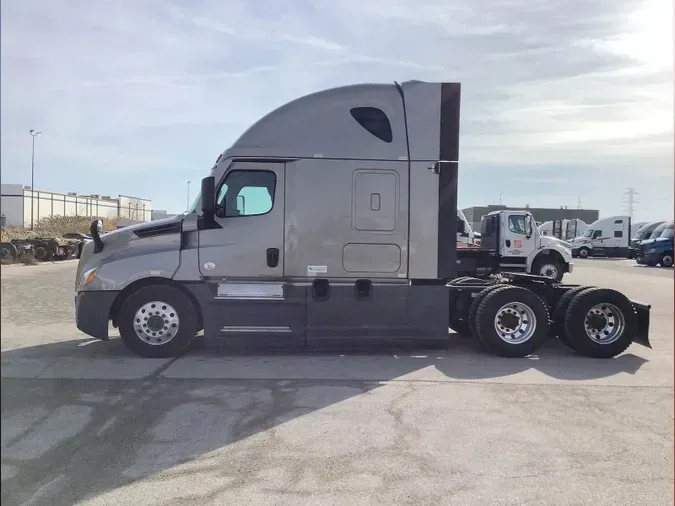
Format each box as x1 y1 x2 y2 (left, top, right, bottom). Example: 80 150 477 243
1 336 649 506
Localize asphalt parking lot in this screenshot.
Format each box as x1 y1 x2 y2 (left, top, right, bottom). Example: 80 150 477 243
1 259 673 506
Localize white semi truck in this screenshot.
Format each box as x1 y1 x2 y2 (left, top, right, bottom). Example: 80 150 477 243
570 215 632 258
75 81 652 359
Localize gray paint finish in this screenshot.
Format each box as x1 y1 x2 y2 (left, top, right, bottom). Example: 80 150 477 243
75 80 460 345
283 158 409 279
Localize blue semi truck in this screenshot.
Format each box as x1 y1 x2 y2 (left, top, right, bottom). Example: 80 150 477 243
635 221 674 268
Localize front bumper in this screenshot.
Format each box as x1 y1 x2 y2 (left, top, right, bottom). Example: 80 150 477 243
75 290 119 340
636 251 659 265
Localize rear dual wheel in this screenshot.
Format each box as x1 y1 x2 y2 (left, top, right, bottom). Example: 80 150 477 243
473 285 550 358
561 288 638 358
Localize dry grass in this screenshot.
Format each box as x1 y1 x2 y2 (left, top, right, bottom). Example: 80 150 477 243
0 215 123 242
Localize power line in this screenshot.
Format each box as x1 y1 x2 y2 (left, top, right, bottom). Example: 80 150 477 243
622 188 640 217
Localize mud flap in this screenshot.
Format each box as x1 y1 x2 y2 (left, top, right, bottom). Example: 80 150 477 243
631 300 652 348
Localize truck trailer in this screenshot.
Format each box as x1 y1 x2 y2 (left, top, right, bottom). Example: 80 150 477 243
74 81 651 359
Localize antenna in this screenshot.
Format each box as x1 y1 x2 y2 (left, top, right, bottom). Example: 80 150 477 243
577 196 582 209
622 188 639 217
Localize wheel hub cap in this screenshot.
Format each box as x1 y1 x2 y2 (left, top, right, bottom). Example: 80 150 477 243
494 302 537 344
540 264 558 278
584 303 625 344
133 301 180 345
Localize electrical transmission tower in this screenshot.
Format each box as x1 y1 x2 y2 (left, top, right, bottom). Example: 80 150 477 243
622 188 639 217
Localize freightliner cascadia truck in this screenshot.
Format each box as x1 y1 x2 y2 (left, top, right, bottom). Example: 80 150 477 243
74 81 652 359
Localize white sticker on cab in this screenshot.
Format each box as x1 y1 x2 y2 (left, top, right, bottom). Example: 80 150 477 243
307 265 328 275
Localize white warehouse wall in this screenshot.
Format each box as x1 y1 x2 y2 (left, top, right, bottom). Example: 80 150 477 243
0 184 25 227
1 184 152 228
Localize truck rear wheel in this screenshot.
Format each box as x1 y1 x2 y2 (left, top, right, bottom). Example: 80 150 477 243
552 286 595 351
118 285 198 358
475 285 550 358
564 288 638 358
468 285 502 344
34 241 53 262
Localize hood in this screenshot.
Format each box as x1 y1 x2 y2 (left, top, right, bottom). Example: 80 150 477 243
100 214 183 241
642 237 672 247
570 236 591 245
77 214 184 282
541 235 572 250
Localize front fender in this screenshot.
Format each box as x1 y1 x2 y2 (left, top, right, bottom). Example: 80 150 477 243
82 249 180 292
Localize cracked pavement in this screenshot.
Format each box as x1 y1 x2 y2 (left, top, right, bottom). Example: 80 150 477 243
1 260 673 505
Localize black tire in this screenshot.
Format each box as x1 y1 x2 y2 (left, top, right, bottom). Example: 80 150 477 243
33 241 53 262
564 288 638 358
552 286 595 351
531 256 564 282
449 278 488 336
0 242 18 262
468 285 502 343
118 285 199 358
659 252 673 268
577 247 590 259
475 285 550 357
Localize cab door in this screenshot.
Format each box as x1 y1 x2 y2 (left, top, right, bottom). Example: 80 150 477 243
197 161 305 342
499 213 536 265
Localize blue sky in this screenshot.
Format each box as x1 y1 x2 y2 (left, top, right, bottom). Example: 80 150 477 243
1 0 673 221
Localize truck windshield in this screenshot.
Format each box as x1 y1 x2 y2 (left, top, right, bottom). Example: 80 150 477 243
633 229 647 240
187 191 201 214
659 225 674 239
648 223 668 238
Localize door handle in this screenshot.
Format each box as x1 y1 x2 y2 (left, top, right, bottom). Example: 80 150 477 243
266 248 279 268
505 239 511 247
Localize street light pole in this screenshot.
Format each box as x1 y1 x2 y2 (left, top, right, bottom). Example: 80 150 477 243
186 180 191 211
29 129 42 229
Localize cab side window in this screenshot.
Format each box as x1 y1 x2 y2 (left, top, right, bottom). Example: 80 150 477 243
216 170 276 218
508 215 527 235
592 230 602 239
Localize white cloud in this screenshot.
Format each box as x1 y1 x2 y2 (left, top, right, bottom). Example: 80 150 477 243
1 0 672 220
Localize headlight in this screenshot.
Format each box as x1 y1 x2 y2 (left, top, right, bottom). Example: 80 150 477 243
78 267 99 291
647 248 657 254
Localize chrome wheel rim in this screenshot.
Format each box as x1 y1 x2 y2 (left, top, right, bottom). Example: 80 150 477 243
539 263 559 279
133 301 180 345
584 303 625 344
493 302 537 344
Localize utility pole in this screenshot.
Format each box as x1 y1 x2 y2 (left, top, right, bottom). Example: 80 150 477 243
577 196 582 209
622 188 639 218
29 129 42 229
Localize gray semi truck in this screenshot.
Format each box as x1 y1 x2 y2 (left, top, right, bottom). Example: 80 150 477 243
75 81 652 359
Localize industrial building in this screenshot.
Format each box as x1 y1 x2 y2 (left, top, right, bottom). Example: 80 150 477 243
0 184 152 228
462 205 600 233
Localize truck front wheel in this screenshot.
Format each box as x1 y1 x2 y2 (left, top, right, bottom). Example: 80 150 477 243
659 252 673 267
475 285 550 357
578 247 591 259
118 285 198 358
532 257 564 282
